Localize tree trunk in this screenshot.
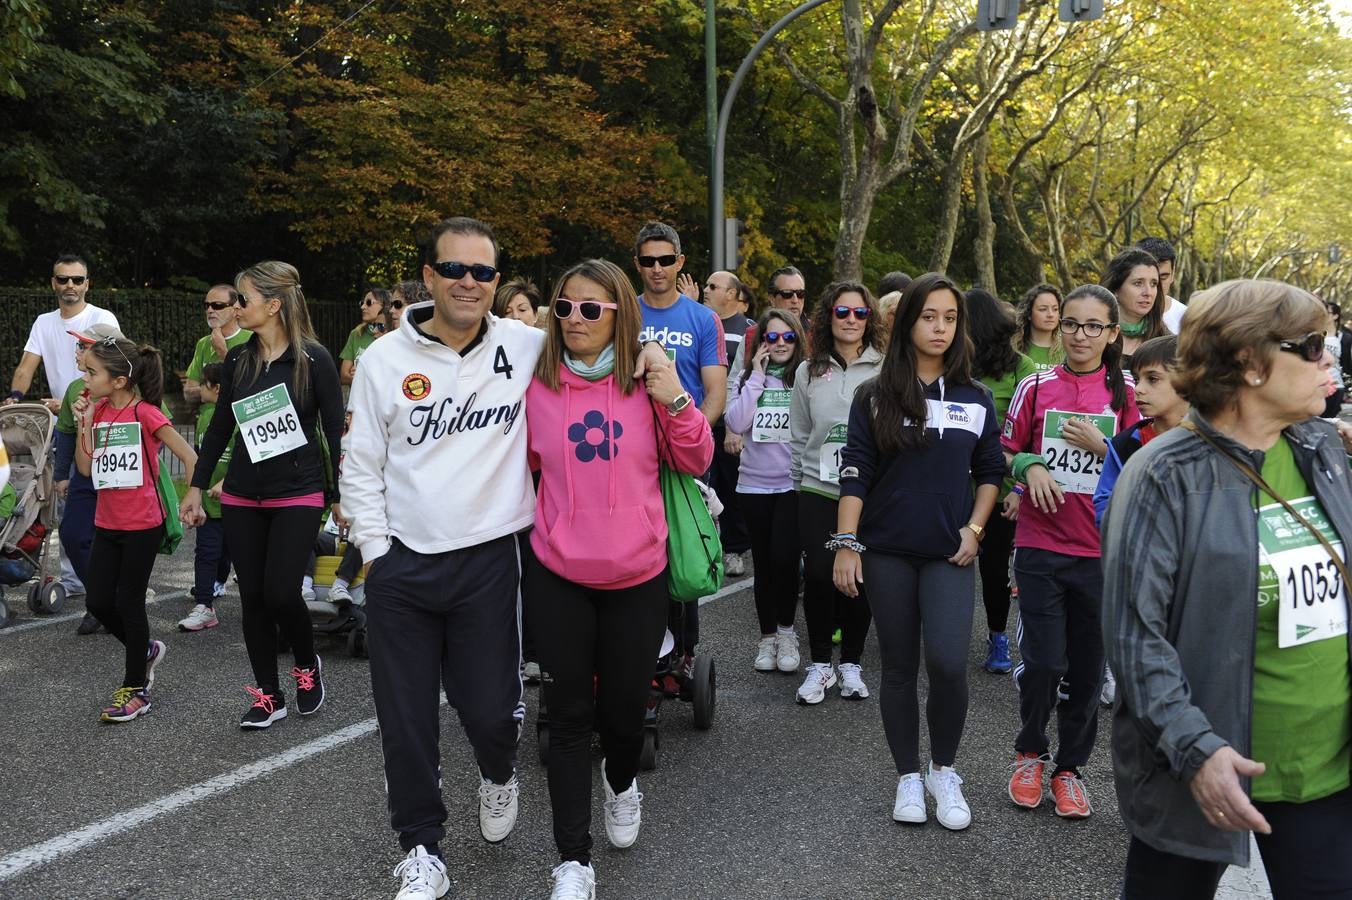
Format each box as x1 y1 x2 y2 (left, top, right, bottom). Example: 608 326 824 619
832 167 879 283
972 130 996 292
1040 174 1073 288
928 143 972 274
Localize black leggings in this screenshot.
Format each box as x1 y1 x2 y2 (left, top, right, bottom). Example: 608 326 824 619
865 552 975 773
86 525 163 688
976 508 1016 633
524 559 669 867
798 490 871 665
223 504 321 690
739 490 799 634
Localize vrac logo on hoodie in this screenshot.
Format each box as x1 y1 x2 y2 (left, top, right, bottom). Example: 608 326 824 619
407 391 522 446
638 325 695 349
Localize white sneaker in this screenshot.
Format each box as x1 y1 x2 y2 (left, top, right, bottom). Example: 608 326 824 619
478 774 519 843
796 663 837 705
602 763 643 848
754 636 777 672
838 662 870 699
549 861 596 900
723 552 745 576
523 660 542 684
1101 664 1117 707
178 603 218 632
892 773 926 823
393 845 449 899
329 582 353 604
924 765 972 831
775 630 800 673
301 584 316 603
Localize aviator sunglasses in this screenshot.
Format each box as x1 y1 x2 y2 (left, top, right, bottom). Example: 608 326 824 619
554 298 619 321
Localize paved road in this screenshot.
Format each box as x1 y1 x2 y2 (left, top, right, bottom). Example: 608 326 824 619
0 534 1272 899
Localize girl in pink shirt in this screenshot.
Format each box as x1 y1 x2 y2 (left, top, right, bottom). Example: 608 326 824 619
75 338 197 723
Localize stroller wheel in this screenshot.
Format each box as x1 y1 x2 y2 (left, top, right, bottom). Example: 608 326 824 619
346 627 368 659
639 727 658 771
34 580 66 615
26 582 40 614
691 655 716 731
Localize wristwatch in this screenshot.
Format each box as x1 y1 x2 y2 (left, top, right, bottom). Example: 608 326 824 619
666 392 693 415
963 522 986 540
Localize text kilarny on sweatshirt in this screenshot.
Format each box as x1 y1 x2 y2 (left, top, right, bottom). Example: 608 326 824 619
406 391 522 445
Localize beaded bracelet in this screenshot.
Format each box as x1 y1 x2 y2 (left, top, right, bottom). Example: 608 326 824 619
1012 484 1025 496
825 535 866 553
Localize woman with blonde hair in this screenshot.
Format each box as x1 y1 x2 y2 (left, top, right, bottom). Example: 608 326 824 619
181 261 345 729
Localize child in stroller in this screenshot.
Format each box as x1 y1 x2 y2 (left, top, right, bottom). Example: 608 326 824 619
0 403 60 628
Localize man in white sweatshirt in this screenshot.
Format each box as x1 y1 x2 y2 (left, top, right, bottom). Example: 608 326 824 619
343 218 669 900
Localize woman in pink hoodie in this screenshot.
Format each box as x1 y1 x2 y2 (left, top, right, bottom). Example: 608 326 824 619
524 258 713 900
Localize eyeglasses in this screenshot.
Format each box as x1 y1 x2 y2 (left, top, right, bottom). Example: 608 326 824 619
55 275 87 286
763 331 797 344
636 254 679 269
430 260 498 283
390 300 404 310
204 301 230 311
554 298 619 321
833 306 871 321
774 289 806 300
1277 332 1325 363
1059 319 1109 338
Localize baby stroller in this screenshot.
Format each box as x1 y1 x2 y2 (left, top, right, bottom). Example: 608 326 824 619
0 403 60 628
535 623 717 771
305 525 369 658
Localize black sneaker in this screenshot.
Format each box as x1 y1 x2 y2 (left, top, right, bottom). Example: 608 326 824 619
292 654 325 716
77 612 103 635
240 686 287 729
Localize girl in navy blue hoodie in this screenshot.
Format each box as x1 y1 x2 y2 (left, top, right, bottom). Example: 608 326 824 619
834 273 1004 831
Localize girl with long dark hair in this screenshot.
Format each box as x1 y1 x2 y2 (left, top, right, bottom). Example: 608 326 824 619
1015 283 1064 371
1102 248 1164 367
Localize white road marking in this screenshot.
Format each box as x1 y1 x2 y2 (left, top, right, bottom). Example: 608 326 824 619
1 590 187 635
0 716 380 883
699 576 752 606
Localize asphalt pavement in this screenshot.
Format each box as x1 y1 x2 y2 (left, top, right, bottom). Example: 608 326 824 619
0 532 1273 899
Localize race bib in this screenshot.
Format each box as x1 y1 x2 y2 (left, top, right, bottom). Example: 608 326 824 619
1257 497 1350 649
819 422 848 484
752 389 791 443
91 422 143 490
233 383 307 463
1040 409 1116 494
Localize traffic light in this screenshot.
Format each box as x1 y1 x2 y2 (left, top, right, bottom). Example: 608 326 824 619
977 0 1020 31
725 217 747 270
1059 0 1103 22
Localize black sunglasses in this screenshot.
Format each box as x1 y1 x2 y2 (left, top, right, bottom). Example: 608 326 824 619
55 275 87 285
774 289 806 300
636 254 679 268
204 301 230 311
833 306 871 320
554 298 618 321
389 299 404 310
1277 332 1325 363
763 331 797 344
430 260 498 283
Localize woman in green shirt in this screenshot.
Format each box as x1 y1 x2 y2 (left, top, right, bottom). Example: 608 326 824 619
339 289 389 385
1102 279 1352 900
1014 282 1064 372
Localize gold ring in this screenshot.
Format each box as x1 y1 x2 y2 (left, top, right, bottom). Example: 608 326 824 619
1215 810 1226 818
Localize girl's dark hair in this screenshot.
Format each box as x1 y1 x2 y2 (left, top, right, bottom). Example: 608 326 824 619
200 362 224 388
1062 284 1128 412
858 272 974 454
806 282 881 378
739 307 805 390
1102 248 1164 341
1015 282 1064 360
965 288 1021 379
89 338 164 407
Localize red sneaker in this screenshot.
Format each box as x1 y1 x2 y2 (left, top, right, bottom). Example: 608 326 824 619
1008 752 1047 809
1050 770 1093 818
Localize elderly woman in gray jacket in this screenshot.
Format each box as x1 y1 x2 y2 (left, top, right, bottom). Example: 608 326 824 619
1101 279 1352 900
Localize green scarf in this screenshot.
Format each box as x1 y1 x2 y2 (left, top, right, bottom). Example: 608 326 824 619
564 344 615 381
1119 319 1147 337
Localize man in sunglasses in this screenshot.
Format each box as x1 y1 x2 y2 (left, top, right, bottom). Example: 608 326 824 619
726 266 809 383
702 271 754 577
182 284 250 409
6 253 119 413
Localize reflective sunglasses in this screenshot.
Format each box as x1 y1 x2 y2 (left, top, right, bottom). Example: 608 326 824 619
1059 319 1109 338
833 306 871 321
204 300 231 311
55 275 87 286
96 336 136 375
636 254 679 269
429 260 498 283
554 298 618 321
1277 331 1325 363
763 331 797 344
774 289 806 300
